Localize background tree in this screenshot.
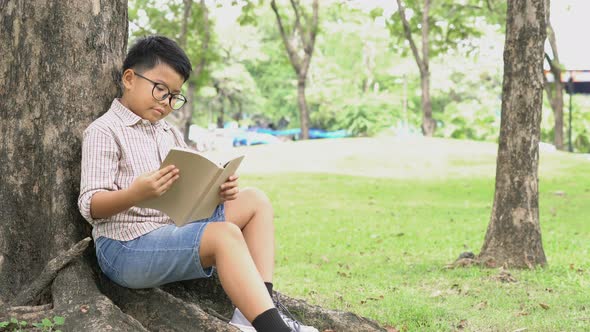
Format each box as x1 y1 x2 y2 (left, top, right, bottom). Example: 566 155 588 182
543 0 565 150
0 1 385 330
270 0 319 140
478 0 547 268
388 0 490 136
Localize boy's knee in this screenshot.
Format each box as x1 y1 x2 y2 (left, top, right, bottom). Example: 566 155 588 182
210 222 243 245
244 187 273 211
201 222 244 267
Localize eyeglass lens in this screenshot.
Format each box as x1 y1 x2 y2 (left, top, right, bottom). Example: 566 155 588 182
151 84 186 110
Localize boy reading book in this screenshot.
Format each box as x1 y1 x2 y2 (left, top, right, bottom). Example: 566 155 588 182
78 35 318 332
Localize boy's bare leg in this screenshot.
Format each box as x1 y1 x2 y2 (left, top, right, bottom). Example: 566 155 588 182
223 187 275 282
199 222 274 322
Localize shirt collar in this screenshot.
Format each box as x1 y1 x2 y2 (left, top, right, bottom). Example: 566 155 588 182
111 99 171 130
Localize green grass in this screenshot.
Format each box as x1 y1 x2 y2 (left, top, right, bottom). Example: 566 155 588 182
240 142 590 332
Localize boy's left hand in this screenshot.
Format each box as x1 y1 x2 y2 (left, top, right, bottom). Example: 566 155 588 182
220 174 239 201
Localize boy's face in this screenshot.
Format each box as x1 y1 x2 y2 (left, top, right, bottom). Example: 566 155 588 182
121 63 185 123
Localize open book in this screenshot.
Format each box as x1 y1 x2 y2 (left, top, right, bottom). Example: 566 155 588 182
136 147 245 227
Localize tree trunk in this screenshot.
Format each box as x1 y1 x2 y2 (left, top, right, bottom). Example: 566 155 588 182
544 0 564 150
420 0 435 136
168 0 210 144
0 1 386 331
478 0 547 268
297 77 311 140
217 106 225 129
396 0 436 136
362 40 376 93
420 69 435 136
270 0 318 140
548 69 564 150
184 81 196 142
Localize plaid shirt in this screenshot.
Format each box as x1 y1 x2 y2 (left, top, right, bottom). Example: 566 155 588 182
78 99 188 241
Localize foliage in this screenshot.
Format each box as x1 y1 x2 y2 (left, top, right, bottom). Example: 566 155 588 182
198 62 265 125
128 0 218 89
0 316 64 332
126 0 590 150
436 65 503 141
385 0 487 58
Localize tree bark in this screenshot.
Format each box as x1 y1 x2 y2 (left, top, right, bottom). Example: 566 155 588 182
0 1 143 329
270 0 318 140
478 0 547 268
0 1 386 330
396 0 436 136
0 0 128 299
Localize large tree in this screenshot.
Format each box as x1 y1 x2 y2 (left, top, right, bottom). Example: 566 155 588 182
0 1 384 331
270 0 319 140
478 0 547 268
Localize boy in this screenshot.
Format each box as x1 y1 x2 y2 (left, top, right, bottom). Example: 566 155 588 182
78 35 318 332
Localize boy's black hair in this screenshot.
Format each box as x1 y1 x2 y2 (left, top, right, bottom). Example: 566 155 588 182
123 35 192 82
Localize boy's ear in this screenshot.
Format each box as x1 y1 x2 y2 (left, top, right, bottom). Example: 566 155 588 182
121 69 135 90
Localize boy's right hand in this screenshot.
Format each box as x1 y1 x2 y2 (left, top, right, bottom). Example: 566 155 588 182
128 165 180 203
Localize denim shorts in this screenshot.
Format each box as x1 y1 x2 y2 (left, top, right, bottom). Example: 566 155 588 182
95 204 225 289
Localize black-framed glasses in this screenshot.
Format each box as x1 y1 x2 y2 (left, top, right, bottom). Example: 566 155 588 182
134 72 187 110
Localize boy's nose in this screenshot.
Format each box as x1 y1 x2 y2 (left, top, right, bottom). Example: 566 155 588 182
158 98 169 108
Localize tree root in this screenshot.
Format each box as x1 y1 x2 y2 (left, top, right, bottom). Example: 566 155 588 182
10 237 91 307
0 304 54 322
274 292 386 332
4 242 386 332
51 260 149 332
162 276 386 332
160 276 233 319
99 275 238 332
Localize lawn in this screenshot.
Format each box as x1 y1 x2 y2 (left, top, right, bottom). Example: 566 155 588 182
236 137 589 332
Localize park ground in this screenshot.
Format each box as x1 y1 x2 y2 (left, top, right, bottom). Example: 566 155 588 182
230 136 589 332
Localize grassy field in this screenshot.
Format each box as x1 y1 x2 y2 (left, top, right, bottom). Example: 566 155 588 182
235 137 589 332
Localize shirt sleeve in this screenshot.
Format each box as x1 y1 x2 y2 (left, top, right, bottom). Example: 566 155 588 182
78 127 120 225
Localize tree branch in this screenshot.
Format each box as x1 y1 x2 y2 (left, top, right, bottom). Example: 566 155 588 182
300 0 318 78
290 0 305 43
396 0 425 73
421 0 430 74
271 0 302 74
10 237 91 307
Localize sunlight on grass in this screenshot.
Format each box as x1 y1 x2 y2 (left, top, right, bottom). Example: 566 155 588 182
239 138 589 331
